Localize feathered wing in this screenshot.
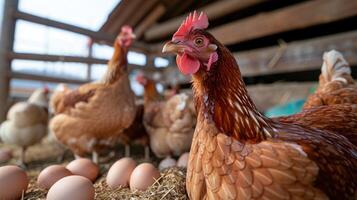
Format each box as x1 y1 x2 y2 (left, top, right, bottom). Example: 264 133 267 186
276 123 357 200
188 119 331 200
277 104 357 146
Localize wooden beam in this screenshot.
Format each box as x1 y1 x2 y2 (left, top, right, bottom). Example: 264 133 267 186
210 0 357 45
13 10 152 54
8 52 157 73
235 31 357 77
166 0 194 18
87 42 94 81
100 0 130 32
0 0 18 122
11 72 88 84
125 0 159 28
8 52 108 64
134 4 166 39
106 0 143 34
144 0 266 41
13 11 116 43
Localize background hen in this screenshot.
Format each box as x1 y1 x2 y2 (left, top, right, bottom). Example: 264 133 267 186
277 50 357 146
163 12 357 200
303 50 357 109
137 74 196 158
0 88 49 166
49 83 71 115
121 104 150 160
50 26 137 163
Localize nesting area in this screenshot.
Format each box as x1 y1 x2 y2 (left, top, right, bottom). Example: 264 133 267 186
1 142 187 200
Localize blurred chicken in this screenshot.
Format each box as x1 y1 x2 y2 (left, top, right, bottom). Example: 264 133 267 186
49 83 71 115
0 88 49 166
137 74 195 158
47 83 72 162
50 26 137 163
164 84 180 100
303 50 357 109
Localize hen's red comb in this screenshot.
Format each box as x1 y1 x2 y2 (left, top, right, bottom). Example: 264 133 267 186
173 11 208 38
136 73 147 85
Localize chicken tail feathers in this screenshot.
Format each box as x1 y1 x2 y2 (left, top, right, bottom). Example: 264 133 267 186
321 50 351 84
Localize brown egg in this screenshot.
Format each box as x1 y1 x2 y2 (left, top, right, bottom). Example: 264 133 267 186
177 152 189 168
37 165 72 189
0 148 12 163
106 157 137 188
158 157 176 170
46 175 94 200
130 163 160 191
66 158 99 182
0 165 28 199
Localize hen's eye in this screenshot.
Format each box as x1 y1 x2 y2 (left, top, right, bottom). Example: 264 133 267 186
194 37 204 46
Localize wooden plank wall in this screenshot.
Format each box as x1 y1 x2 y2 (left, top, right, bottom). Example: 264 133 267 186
236 31 357 77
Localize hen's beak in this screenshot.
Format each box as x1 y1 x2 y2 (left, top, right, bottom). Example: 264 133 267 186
162 41 185 54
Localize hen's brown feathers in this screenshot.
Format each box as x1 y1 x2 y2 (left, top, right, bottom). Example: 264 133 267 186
62 88 96 111
275 122 357 199
277 104 357 146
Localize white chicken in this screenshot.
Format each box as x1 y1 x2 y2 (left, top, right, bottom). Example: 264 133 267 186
0 88 49 165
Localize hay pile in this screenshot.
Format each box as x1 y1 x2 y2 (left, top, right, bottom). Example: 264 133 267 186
95 167 187 200
23 167 187 200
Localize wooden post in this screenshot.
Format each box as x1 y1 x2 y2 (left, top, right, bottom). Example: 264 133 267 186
0 0 18 122
87 39 94 81
146 54 155 68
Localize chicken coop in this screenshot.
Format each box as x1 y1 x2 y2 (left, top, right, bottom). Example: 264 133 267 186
0 0 356 199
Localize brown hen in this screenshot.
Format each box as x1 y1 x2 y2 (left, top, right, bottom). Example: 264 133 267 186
50 26 137 163
163 12 357 200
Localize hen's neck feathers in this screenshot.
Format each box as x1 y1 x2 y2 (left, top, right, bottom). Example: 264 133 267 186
103 43 128 85
143 80 161 105
192 40 275 143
